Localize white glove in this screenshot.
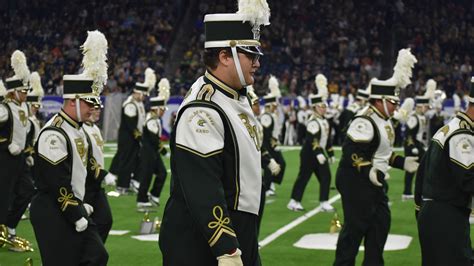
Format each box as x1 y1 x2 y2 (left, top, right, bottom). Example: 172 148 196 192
26 156 34 166
75 217 88 232
83 203 94 217
8 143 21 156
267 159 281 176
369 167 383 187
316 154 326 165
328 156 336 164
411 148 419 155
104 173 117 186
217 248 243 266
404 156 419 173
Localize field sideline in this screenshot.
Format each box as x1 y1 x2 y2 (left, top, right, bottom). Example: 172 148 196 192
1 144 470 265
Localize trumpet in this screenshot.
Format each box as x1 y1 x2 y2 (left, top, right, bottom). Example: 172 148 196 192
0 225 34 252
329 212 342 234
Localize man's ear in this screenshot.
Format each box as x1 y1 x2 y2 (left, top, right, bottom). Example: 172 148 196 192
218 50 233 67
69 99 76 107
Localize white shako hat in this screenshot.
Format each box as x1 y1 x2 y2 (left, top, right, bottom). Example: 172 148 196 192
368 48 417 103
204 0 271 87
309 74 328 106
6 50 30 92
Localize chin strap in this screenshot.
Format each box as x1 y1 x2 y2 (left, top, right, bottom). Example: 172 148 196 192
75 98 82 122
230 46 247 87
14 91 20 102
382 98 390 118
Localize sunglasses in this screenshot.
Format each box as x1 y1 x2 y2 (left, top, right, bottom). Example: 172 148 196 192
240 52 260 64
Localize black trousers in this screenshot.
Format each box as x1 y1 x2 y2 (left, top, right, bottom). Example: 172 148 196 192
263 148 286 190
108 148 120 175
0 151 24 225
85 189 113 243
160 199 261 266
297 123 306 145
114 142 140 188
418 201 471 266
291 153 331 202
7 164 35 229
30 192 108 266
137 150 167 203
403 143 425 195
257 184 265 238
334 167 390 266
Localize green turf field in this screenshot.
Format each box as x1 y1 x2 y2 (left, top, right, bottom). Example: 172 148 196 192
0 145 460 265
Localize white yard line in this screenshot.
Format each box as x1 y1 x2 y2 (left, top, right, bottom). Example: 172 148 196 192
278 146 403 152
103 144 403 152
259 194 341 248
265 199 275 205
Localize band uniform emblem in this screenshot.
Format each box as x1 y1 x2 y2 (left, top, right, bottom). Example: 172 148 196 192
19 110 28 126
238 113 260 151
74 138 87 166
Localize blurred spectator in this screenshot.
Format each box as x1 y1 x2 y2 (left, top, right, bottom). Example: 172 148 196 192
0 0 184 95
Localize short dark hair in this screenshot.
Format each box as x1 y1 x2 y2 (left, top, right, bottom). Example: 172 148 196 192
203 48 231 70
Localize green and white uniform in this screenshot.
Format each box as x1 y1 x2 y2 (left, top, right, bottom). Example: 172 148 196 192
160 71 262 266
416 112 474 265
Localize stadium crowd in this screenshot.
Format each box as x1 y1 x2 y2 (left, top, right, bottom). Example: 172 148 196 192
0 0 472 100
177 0 473 100
0 0 183 95
1 0 474 265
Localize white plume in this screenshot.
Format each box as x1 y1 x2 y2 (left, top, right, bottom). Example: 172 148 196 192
144 68 157 93
453 94 461 109
247 84 256 97
81 30 108 93
0 80 6 96
11 50 30 85
424 79 436 99
471 76 474 83
315 74 328 99
157 78 170 102
247 85 259 103
431 89 446 109
297 95 306 108
237 0 271 27
393 97 414 123
268 75 281 98
392 48 417 89
366 78 376 93
247 85 255 94
29 72 44 97
400 97 415 113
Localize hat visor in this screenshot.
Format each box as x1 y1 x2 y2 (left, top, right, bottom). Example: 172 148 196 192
81 96 100 106
384 96 400 105
18 88 31 93
133 89 148 95
93 97 104 108
237 46 263 56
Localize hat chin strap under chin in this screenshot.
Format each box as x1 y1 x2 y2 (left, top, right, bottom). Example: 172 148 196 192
14 91 21 102
231 46 247 87
75 98 82 122
382 98 390 118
